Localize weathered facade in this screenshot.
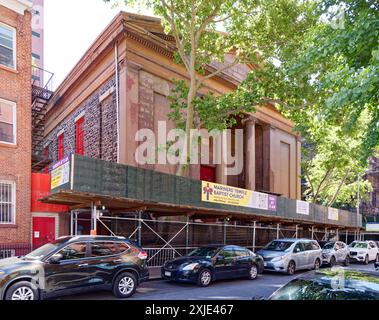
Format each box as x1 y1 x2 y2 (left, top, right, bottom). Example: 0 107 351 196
42 12 302 201
0 0 32 254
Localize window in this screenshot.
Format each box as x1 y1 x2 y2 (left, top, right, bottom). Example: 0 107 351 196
75 117 85 155
117 242 130 254
293 243 305 253
235 248 249 257
0 181 15 224
0 249 15 259
0 23 16 69
304 242 313 251
0 99 16 144
90 242 118 257
57 133 64 160
58 242 87 261
311 241 320 250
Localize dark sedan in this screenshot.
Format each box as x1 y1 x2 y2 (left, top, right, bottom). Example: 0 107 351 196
0 236 149 300
162 245 264 287
269 268 379 300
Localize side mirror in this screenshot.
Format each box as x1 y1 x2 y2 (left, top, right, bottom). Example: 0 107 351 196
49 253 63 264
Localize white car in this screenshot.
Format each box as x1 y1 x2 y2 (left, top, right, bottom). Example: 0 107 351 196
349 241 379 264
321 241 350 266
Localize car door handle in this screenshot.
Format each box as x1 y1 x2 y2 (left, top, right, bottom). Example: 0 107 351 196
113 259 123 263
78 263 89 268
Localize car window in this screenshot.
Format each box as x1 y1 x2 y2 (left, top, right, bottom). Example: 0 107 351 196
264 241 294 252
293 243 305 253
235 249 249 257
311 241 320 250
221 248 236 259
349 242 368 249
304 242 313 251
117 242 130 254
90 242 118 257
59 242 87 261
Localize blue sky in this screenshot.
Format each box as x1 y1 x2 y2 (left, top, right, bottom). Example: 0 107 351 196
44 0 153 89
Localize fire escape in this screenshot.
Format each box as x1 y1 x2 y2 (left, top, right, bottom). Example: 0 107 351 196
31 66 54 172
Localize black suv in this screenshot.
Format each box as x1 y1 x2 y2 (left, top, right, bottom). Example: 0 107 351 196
0 236 149 300
162 245 264 287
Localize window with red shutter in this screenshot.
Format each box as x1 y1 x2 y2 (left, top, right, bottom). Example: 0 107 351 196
58 133 64 160
76 117 85 155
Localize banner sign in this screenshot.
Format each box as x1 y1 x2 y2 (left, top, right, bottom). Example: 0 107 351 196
296 200 310 216
328 207 339 221
366 224 379 232
201 181 277 212
51 156 70 190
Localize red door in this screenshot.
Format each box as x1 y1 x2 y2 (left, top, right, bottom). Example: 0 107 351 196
33 217 56 249
200 165 216 182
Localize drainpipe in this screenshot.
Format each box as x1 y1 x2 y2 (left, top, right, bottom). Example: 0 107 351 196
114 42 120 163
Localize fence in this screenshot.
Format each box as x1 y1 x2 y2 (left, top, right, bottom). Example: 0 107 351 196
0 243 32 259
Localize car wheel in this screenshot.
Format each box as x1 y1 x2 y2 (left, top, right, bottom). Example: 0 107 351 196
197 269 212 287
287 261 296 275
364 255 369 265
5 281 39 301
248 264 258 280
329 256 336 267
343 256 350 266
113 272 137 299
314 259 321 270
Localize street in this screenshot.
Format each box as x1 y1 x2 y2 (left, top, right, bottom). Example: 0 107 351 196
57 263 375 301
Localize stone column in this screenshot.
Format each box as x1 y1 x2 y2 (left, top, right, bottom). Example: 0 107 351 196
119 61 141 166
244 117 256 191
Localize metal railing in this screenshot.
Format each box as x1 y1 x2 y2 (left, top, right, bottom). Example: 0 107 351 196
0 243 32 260
32 66 54 92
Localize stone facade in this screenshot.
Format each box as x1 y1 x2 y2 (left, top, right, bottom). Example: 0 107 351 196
0 4 32 246
43 76 118 164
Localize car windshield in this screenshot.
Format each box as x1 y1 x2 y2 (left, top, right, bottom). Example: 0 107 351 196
270 278 379 300
264 241 294 252
24 238 70 260
323 243 335 250
349 242 368 249
188 247 220 258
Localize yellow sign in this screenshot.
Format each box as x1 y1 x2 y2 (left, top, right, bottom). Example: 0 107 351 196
201 181 277 211
51 157 70 190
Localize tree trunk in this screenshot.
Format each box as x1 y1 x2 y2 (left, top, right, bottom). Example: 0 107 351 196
327 169 350 207
176 78 196 176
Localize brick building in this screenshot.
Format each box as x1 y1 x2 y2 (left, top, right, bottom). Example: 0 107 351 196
42 12 302 196
0 0 32 257
36 12 362 251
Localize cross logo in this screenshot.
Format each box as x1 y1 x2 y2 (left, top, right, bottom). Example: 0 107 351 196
203 183 214 201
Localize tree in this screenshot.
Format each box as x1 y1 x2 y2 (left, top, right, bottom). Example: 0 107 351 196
237 0 377 206
105 0 319 175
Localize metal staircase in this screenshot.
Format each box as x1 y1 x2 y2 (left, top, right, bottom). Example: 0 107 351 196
31 66 54 172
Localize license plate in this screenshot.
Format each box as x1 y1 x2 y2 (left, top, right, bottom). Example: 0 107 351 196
165 271 172 277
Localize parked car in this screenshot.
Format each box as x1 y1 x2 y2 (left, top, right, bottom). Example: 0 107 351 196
321 241 350 266
375 262 379 271
349 241 379 264
0 236 149 300
161 245 264 287
269 268 379 300
257 239 322 275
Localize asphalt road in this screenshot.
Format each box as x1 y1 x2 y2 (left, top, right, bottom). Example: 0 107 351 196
57 263 375 301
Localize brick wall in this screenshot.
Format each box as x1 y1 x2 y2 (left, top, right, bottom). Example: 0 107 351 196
43 76 118 164
0 6 32 245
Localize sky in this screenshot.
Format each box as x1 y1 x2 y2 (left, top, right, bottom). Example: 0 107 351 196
44 0 153 90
